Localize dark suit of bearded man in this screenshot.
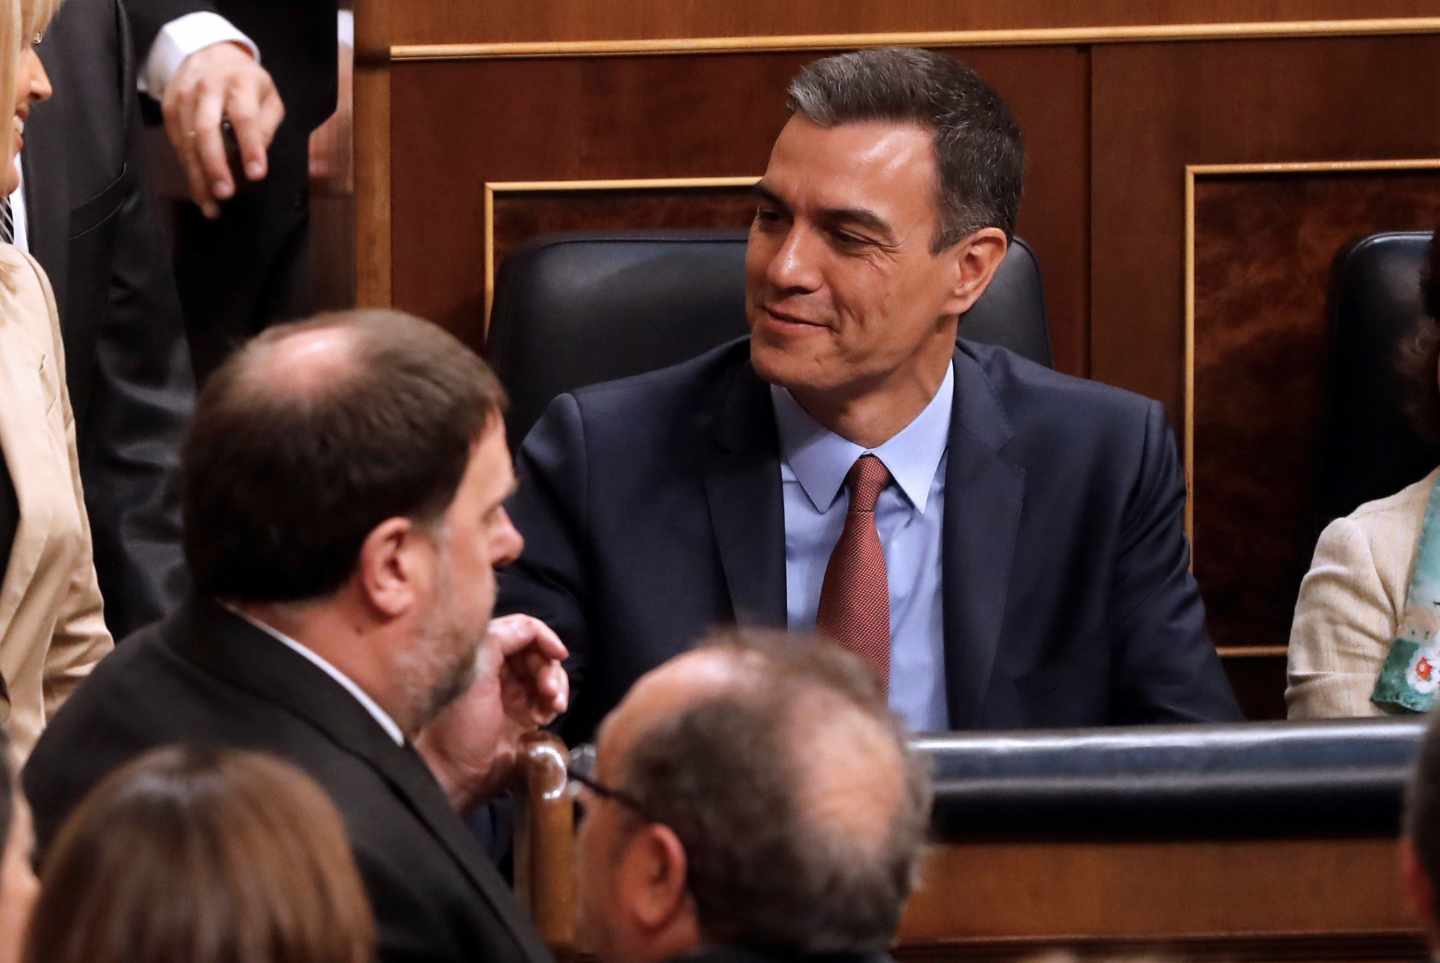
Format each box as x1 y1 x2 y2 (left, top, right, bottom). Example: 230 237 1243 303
24 598 555 963
27 0 193 638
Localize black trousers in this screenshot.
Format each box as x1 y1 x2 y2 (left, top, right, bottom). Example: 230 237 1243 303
175 147 313 385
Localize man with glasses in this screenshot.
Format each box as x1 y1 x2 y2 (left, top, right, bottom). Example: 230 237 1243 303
570 628 931 963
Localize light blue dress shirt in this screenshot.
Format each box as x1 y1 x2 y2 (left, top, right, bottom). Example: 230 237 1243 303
770 364 953 732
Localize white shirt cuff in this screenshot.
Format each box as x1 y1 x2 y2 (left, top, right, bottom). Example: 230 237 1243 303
337 9 354 48
139 12 260 99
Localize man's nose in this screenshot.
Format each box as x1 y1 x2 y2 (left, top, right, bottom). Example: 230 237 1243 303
493 508 524 568
765 224 823 294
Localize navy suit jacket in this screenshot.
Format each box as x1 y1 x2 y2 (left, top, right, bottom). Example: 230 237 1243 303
498 338 1241 741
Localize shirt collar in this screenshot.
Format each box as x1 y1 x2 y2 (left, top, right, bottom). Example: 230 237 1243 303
770 361 954 514
222 604 406 747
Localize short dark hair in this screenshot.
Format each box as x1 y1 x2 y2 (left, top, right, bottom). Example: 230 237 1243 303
618 629 932 954
786 46 1024 247
182 309 506 601
25 745 373 963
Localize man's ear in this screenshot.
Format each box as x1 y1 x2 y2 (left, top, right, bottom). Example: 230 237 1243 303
1402 837 1436 937
618 823 696 939
357 517 424 618
941 227 1008 317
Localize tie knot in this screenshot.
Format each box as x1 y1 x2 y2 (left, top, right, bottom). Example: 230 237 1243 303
845 454 890 513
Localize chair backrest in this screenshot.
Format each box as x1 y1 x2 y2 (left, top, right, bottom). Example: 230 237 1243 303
1315 230 1438 525
486 230 1052 444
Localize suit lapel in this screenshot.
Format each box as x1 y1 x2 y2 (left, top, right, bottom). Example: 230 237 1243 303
369 741 553 961
172 600 549 960
701 356 787 627
942 346 1025 728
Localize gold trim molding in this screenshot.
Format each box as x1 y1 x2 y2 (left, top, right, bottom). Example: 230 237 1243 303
1216 645 1288 660
483 176 760 329
1182 157 1440 554
392 17 1440 62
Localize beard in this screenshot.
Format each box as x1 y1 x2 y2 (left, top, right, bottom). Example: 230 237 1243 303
395 559 482 733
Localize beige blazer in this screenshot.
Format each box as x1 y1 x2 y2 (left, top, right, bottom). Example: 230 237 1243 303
0 246 112 758
1285 467 1440 719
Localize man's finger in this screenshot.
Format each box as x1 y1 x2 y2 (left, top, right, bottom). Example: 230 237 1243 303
225 80 266 182
167 82 221 218
232 78 285 182
192 88 232 201
255 85 286 169
541 664 569 715
488 614 568 661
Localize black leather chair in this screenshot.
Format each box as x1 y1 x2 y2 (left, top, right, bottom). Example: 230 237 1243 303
1316 230 1438 526
486 230 1052 444
921 715 1422 838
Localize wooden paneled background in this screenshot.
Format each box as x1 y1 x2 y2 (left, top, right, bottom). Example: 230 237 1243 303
350 0 1440 719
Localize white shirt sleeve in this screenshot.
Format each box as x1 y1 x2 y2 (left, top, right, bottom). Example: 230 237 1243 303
138 11 261 99
337 9 354 48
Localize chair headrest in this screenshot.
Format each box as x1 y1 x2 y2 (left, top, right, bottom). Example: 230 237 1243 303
1316 230 1438 527
487 230 1052 444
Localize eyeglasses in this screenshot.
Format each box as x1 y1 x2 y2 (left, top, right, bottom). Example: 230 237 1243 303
566 743 651 821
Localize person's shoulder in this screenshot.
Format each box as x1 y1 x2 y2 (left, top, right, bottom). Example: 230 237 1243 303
957 340 1161 468
0 247 50 312
1346 467 1440 527
569 336 751 412
55 613 173 698
1319 467 1440 570
959 339 1155 420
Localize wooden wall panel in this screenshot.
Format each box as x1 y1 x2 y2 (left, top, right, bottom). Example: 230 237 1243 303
388 47 1090 372
1091 35 1440 418
384 1 1440 46
1192 170 1440 653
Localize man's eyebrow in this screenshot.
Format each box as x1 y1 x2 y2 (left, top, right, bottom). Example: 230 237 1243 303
753 183 895 242
819 206 894 240
751 183 788 210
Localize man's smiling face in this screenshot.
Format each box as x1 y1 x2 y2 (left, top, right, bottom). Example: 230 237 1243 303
744 115 966 418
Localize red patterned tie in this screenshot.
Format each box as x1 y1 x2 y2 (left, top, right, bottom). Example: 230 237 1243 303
816 454 892 692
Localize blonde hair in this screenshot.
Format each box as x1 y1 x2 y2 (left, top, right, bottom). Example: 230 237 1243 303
0 0 59 162
0 0 60 288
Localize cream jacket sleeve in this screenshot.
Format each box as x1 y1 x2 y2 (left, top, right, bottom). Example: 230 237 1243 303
0 247 113 757
30 254 112 718
1286 471 1433 719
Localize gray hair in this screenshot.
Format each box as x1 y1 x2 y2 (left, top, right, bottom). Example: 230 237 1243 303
786 47 1024 248
618 629 932 954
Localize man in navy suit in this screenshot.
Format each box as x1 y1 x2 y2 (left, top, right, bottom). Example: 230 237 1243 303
497 47 1240 741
